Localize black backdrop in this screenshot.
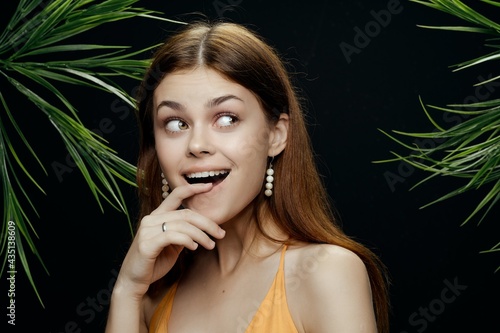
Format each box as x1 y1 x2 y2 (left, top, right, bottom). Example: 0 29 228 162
2 1 499 332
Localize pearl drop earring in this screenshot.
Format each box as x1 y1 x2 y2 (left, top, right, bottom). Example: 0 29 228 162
161 172 169 199
264 160 274 197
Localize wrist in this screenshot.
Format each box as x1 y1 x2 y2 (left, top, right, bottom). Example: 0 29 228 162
111 277 148 302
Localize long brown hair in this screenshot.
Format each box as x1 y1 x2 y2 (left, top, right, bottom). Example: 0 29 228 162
135 21 390 333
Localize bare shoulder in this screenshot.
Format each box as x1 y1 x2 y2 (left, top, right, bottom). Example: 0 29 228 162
286 243 377 333
286 243 369 284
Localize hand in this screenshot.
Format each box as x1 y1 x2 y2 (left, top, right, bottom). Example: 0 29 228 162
114 183 226 298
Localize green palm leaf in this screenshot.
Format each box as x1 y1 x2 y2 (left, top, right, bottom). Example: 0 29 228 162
374 0 500 272
0 0 185 306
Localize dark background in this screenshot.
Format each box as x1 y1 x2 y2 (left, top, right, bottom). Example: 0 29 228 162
2 1 499 332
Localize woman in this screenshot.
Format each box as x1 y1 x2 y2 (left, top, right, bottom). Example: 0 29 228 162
106 21 390 333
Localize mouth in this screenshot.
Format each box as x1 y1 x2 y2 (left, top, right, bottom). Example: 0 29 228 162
184 170 229 186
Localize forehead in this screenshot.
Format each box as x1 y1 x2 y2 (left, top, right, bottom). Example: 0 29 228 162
154 67 249 101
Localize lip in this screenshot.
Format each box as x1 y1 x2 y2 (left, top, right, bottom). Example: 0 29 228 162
182 165 230 174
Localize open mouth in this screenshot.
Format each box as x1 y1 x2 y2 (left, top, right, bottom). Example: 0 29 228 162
185 170 229 185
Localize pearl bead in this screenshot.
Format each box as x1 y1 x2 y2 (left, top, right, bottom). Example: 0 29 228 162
161 172 169 199
264 161 274 197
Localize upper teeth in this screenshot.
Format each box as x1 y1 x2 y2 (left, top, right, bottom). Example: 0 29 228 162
186 170 228 178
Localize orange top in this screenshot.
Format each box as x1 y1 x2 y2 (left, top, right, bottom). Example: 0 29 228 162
149 245 298 333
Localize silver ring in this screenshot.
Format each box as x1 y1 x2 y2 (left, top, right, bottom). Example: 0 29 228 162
162 222 167 232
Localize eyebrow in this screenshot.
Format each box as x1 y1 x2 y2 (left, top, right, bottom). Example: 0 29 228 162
156 94 243 113
206 94 243 108
156 100 185 113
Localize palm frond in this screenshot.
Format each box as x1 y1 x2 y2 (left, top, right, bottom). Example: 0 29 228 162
0 0 184 305
376 0 500 271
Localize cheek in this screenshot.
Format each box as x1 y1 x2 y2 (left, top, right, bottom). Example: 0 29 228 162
155 139 183 177
235 128 271 162
155 139 171 162
233 141 269 191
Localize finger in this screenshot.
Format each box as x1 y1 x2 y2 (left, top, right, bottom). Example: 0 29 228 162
146 209 225 240
159 219 217 249
151 183 213 214
151 230 201 252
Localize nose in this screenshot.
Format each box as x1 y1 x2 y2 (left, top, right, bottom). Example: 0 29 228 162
187 126 214 157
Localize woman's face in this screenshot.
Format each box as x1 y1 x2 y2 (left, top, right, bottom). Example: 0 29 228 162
153 67 286 225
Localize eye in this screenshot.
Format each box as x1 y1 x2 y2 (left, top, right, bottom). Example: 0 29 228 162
215 114 238 128
165 119 188 132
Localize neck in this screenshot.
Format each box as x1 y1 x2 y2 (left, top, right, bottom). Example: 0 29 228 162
212 204 258 276
207 202 284 276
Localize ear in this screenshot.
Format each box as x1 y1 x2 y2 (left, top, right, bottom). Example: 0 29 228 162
268 113 289 157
